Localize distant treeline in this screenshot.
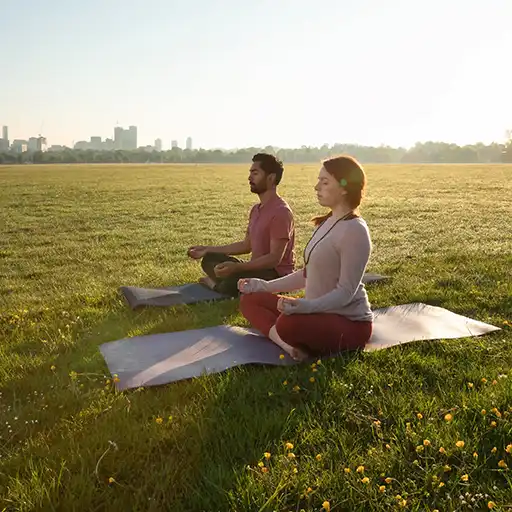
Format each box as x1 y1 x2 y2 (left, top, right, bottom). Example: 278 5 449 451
1 141 511 165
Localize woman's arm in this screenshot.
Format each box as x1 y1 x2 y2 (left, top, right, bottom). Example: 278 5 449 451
265 269 306 293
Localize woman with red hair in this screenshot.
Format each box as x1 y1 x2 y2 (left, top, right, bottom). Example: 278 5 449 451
238 155 373 361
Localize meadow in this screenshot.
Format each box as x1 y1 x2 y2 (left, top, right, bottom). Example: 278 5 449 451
0 162 511 512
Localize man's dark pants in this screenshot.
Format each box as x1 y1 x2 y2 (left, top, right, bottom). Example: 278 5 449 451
201 252 279 297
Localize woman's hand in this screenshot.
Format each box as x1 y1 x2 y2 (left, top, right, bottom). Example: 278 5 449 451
277 296 307 315
237 278 269 294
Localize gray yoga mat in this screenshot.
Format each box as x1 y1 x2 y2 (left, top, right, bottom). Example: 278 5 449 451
119 273 389 309
99 303 500 390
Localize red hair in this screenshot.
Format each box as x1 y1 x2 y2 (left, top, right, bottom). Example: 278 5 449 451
312 154 367 226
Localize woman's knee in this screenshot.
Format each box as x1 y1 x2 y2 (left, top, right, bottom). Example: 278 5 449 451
239 292 268 314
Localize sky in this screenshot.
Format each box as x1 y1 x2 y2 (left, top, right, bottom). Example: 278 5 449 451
1 0 511 150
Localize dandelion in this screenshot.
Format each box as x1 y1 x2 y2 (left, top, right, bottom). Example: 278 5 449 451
293 385 300 392
467 382 474 388
264 452 271 459
439 447 446 454
473 452 478 459
481 378 487 384
488 501 496 509
361 477 370 484
316 454 322 461
416 445 424 453
456 440 465 448
113 376 120 384
444 465 452 472
317 359 322 365
385 444 391 450
482 409 487 415
423 439 431 447
385 477 392 484
288 452 296 459
258 461 264 467
312 368 318 373
444 413 453 422
506 444 512 454
279 354 285 360
461 474 469 482
344 468 351 474
285 442 294 450
261 467 268 473
417 413 423 419
108 477 115 484
310 377 315 383
491 408 502 418
283 380 288 386
379 485 386 493
155 417 163 424
373 420 381 427
399 500 407 507
438 482 445 488
491 447 497 454
310 363 317 369
491 421 497 428
356 465 365 473
50 365 56 371
498 460 508 469
322 501 330 511
492 380 498 385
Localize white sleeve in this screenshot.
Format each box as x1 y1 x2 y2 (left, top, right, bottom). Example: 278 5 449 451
296 223 371 313
264 269 306 293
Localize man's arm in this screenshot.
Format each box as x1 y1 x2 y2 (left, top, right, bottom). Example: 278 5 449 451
204 231 251 256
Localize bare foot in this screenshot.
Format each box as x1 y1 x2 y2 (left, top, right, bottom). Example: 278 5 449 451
198 276 216 290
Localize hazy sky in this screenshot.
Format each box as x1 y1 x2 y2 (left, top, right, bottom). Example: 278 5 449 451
1 0 511 149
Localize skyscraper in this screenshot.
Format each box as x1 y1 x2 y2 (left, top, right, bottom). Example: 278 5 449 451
127 126 137 150
186 137 192 150
2 126 8 144
171 140 178 149
154 138 162 151
114 127 124 149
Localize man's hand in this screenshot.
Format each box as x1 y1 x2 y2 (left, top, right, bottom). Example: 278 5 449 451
214 261 238 278
187 245 208 259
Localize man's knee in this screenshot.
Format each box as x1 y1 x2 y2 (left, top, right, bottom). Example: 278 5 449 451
200 252 223 273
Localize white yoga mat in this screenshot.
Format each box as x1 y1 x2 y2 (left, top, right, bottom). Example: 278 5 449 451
99 303 500 390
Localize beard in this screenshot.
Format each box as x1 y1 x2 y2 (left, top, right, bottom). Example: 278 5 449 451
250 182 268 194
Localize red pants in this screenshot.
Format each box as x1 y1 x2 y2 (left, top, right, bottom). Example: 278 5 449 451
239 292 372 356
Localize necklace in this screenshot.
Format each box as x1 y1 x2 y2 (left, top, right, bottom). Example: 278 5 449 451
302 211 357 276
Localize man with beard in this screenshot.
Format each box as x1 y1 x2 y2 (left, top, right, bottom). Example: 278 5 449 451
187 153 295 297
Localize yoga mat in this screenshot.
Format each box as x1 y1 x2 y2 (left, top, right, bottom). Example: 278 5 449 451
119 273 390 309
99 303 500 390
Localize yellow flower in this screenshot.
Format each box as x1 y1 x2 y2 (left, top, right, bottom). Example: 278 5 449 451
258 461 264 467
283 380 288 386
492 379 498 385
439 447 446 454
423 439 431 446
373 420 381 427
285 442 294 450
438 482 445 488
417 413 423 419
491 447 497 454
385 444 391 450
473 452 478 459
261 466 269 473
356 465 365 473
310 363 317 369
491 408 502 418
467 382 474 388
491 421 497 428
293 385 300 392
312 368 318 373
309 377 315 383
288 452 296 459
361 477 370 484
316 454 322 461
506 444 512 454
293 467 298 474
461 474 469 482
385 477 392 484
444 413 453 422
456 440 465 448
113 376 120 383
488 501 496 509
322 501 330 511
279 354 285 360
317 359 322 365
399 499 407 507
50 365 56 371
498 460 508 468
481 409 487 415
344 468 351 474
481 378 487 384
155 417 163 424
444 465 451 472
264 452 271 459
108 477 115 484
306 487 313 493
106 379 111 385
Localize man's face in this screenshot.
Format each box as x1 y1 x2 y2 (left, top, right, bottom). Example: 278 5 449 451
248 161 272 194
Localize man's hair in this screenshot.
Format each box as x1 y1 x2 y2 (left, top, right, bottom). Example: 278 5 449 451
252 153 284 185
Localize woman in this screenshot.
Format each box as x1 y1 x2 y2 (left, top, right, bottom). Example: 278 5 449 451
238 155 373 361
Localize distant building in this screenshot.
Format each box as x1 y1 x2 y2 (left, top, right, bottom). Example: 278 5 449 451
171 140 178 149
186 136 192 150
113 125 137 150
0 139 8 151
28 136 47 152
11 140 28 153
90 136 102 150
48 145 65 152
2 126 8 146
74 141 89 150
154 138 162 151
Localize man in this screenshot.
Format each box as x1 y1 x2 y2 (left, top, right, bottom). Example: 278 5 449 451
187 153 295 297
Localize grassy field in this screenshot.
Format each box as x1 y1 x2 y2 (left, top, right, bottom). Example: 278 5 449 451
1 162 511 512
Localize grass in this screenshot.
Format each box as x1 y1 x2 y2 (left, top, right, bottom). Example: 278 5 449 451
0 162 511 512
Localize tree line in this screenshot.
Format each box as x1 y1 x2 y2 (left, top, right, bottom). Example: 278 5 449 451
1 140 511 165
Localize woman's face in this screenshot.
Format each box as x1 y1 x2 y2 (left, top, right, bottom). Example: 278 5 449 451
314 166 347 208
